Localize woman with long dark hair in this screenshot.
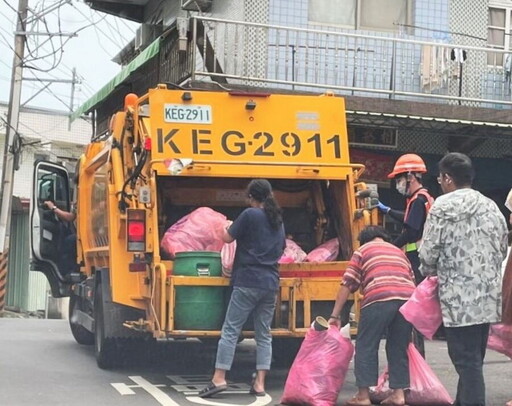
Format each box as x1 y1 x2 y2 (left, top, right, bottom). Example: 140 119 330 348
199 179 285 398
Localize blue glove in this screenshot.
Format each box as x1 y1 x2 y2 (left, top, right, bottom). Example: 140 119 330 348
377 201 390 214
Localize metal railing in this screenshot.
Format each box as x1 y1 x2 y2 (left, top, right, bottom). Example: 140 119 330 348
191 17 512 108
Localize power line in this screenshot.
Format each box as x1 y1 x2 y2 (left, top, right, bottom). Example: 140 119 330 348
1 0 18 13
0 0 137 112
1 113 89 158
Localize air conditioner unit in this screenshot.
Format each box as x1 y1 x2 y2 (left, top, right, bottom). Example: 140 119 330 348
135 24 153 51
181 0 212 12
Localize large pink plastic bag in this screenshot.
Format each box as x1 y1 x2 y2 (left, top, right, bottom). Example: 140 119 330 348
370 343 453 405
281 326 354 406
306 238 339 262
221 241 236 277
280 239 307 263
487 323 512 359
161 207 229 258
399 276 442 340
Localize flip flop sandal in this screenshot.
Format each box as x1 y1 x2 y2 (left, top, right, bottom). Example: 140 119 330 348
198 382 228 398
249 386 266 397
249 372 266 397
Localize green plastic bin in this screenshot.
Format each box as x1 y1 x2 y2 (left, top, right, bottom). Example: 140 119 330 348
173 251 225 330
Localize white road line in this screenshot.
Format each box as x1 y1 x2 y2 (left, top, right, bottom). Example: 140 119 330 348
111 383 137 395
186 394 272 406
118 376 181 406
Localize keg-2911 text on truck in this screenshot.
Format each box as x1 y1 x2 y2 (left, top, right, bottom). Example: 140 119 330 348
30 85 378 369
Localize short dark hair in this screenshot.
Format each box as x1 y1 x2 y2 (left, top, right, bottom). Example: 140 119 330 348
438 152 474 187
358 225 391 245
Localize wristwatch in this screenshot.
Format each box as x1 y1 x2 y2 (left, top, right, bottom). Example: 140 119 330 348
52 206 57 212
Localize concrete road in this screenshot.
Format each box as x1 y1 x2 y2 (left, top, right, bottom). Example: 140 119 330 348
1 318 511 405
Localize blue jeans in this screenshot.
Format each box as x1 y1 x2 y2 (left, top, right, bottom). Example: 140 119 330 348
215 286 277 371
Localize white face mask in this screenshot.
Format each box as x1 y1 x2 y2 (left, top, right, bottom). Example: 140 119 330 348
395 177 407 195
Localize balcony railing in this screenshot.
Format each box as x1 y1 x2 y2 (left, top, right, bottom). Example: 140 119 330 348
190 16 512 108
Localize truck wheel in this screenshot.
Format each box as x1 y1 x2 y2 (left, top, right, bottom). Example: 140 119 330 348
272 337 303 367
69 294 94 345
94 284 118 369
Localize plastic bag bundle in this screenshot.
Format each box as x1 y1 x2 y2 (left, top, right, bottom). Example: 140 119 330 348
160 207 229 258
305 238 339 263
281 325 354 406
280 239 307 263
487 323 512 359
220 241 236 277
399 276 442 340
370 343 453 406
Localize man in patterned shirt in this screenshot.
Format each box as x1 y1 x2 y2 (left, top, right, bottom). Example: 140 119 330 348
419 152 508 406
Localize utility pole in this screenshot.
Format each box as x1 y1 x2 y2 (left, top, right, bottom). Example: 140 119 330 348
69 67 76 130
0 0 28 312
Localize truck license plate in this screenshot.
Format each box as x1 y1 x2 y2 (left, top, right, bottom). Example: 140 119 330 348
164 104 212 124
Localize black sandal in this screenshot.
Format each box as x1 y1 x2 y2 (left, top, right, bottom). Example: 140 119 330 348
249 386 266 397
198 382 227 398
250 372 266 397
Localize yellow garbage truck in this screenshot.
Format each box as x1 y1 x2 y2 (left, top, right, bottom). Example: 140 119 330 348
30 85 377 368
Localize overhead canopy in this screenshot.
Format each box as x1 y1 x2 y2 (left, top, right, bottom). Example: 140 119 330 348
71 37 160 122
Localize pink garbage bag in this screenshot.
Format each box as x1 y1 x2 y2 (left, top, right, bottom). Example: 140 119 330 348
221 241 236 278
281 325 354 406
161 207 229 258
305 238 339 262
280 239 307 263
399 276 442 340
278 255 295 264
487 323 512 359
370 343 453 405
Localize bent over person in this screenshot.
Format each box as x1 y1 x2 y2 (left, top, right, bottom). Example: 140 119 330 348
199 179 285 398
419 152 508 406
329 225 415 406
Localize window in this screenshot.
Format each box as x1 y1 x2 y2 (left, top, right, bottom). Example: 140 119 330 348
308 0 411 32
487 6 512 65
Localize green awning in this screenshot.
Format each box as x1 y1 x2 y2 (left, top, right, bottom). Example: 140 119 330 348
71 37 160 122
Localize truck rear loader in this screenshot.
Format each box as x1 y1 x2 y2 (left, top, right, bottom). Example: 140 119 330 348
30 85 377 368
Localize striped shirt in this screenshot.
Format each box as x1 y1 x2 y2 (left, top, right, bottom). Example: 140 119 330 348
342 241 416 309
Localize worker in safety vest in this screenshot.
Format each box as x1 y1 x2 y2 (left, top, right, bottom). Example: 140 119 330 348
377 153 434 284
377 154 434 357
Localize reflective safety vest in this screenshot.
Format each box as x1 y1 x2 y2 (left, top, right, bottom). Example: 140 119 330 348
403 188 434 252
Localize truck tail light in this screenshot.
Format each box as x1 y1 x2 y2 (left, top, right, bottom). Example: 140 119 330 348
127 209 146 252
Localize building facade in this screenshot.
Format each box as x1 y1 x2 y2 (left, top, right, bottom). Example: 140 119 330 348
82 0 512 206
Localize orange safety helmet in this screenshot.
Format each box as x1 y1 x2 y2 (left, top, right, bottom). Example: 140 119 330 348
387 153 427 179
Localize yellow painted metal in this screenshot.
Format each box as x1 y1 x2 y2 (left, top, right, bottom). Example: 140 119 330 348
165 274 352 337
151 160 359 180
147 88 350 172
75 86 379 339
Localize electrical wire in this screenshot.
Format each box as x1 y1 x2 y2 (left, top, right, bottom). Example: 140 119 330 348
1 0 18 14
0 108 89 157
0 0 135 111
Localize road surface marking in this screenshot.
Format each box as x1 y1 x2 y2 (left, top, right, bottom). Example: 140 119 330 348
166 375 272 405
111 376 181 406
186 394 271 406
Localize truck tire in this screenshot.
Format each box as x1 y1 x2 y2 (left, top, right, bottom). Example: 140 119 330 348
69 294 94 345
94 284 118 369
272 337 303 367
